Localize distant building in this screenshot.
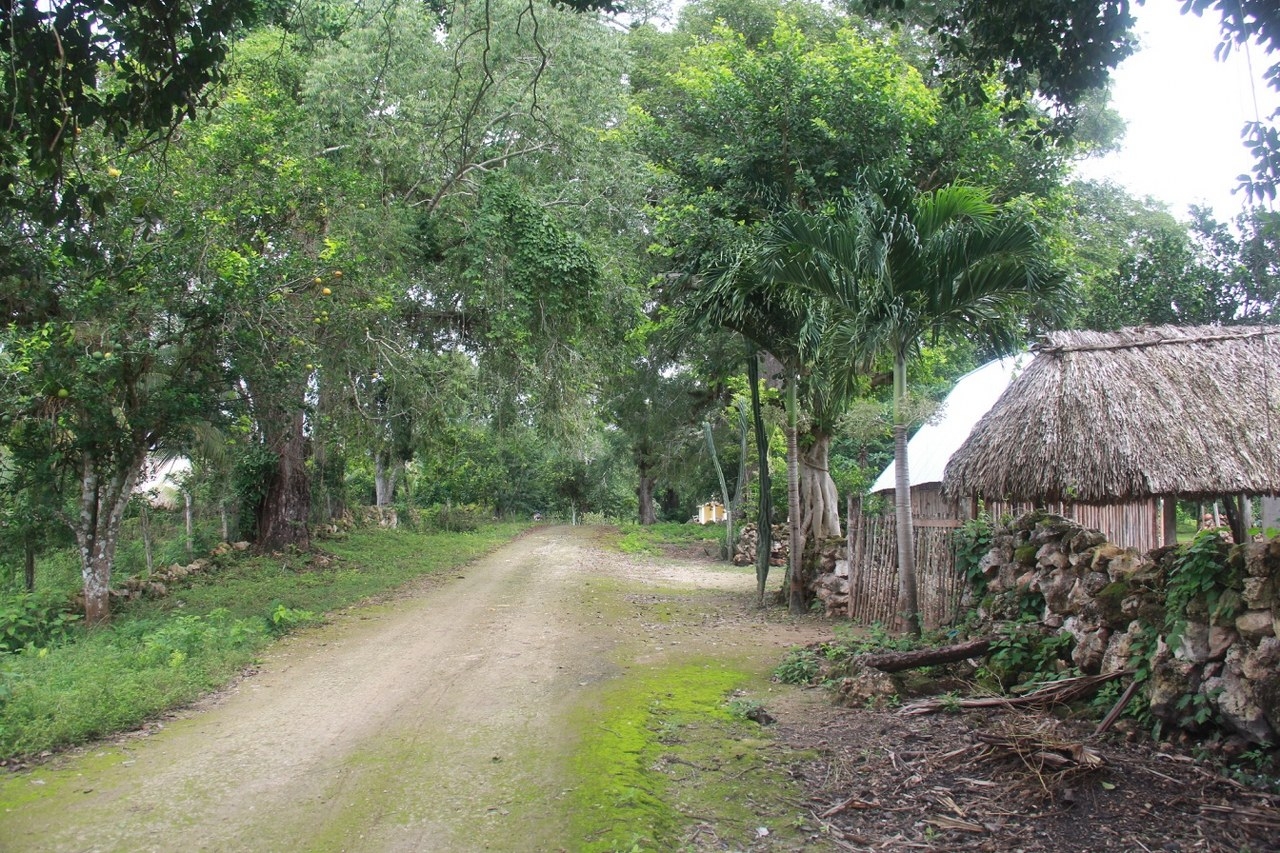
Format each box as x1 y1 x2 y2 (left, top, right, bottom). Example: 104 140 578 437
697 501 726 525
135 457 192 510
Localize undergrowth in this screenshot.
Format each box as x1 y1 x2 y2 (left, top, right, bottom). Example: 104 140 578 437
611 522 721 557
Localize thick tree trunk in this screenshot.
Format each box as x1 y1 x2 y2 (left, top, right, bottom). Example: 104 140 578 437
72 452 142 626
637 474 657 525
799 429 841 543
893 353 921 636
255 408 312 553
373 450 399 507
786 377 805 615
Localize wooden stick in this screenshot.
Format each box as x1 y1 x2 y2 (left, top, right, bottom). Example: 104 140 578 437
1093 679 1141 737
856 637 992 673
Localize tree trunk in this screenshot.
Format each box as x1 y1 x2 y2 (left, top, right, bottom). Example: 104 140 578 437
749 352 772 605
705 421 735 560
73 452 143 626
374 450 399 507
23 541 35 592
255 408 312 553
636 460 657 526
733 402 750 517
184 490 194 556
1222 494 1246 545
857 637 992 672
893 352 921 636
799 429 841 543
141 503 154 575
786 375 805 615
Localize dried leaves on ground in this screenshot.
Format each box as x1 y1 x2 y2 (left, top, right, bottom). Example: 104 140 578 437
772 696 1280 852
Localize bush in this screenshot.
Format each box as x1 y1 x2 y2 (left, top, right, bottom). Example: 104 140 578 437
773 648 820 685
429 503 486 533
980 617 1075 690
0 591 81 654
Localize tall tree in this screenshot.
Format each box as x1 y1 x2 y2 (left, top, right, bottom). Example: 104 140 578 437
633 7 939 602
0 139 228 623
759 181 1065 633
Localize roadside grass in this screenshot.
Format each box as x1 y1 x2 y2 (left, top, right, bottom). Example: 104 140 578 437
0 522 527 761
612 521 723 556
567 660 811 852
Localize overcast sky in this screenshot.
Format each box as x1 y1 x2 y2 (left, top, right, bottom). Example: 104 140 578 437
1073 1 1279 220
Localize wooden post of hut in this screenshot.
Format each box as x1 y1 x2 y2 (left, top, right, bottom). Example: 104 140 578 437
1161 496 1178 546
847 494 865 619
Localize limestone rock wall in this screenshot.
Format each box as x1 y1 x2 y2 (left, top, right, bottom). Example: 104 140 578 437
978 512 1280 745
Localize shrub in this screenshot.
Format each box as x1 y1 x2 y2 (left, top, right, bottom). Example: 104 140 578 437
0 591 81 654
430 503 486 533
773 648 820 685
955 515 993 595
980 617 1074 690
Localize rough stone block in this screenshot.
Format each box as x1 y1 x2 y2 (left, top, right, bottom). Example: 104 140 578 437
1101 628 1135 674
1083 571 1110 596
1242 576 1275 610
1148 638 1199 722
1212 649 1276 745
1241 636 1280 681
1041 567 1078 613
1068 529 1107 552
1175 621 1210 664
1036 542 1070 571
1092 543 1124 572
1209 625 1238 661
1107 551 1143 582
1244 542 1272 578
1236 610 1276 644
1064 616 1109 673
834 663 899 709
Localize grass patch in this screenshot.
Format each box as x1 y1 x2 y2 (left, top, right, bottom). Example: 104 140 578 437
0 522 527 760
567 661 809 852
609 522 722 557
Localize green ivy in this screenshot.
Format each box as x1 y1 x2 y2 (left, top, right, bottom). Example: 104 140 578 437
954 515 993 595
1165 530 1236 649
981 617 1075 690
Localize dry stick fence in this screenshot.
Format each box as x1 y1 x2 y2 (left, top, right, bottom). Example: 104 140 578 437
845 495 968 630
841 493 1163 629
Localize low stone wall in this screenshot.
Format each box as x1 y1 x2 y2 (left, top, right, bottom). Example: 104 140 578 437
977 512 1280 745
110 540 251 602
732 524 846 609
731 522 790 568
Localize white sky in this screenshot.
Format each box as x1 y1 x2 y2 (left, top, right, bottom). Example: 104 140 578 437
1073 1 1280 220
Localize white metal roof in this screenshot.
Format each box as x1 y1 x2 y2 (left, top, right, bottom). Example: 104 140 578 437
869 355 1026 494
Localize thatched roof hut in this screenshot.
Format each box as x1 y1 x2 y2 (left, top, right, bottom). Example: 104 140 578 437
943 324 1280 504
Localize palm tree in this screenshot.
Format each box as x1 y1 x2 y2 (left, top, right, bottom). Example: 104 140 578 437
761 180 1066 634
680 246 825 612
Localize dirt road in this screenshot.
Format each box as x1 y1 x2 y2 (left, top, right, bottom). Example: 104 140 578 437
0 526 825 852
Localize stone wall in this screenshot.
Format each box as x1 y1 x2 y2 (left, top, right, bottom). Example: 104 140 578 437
732 524 846 608
977 512 1280 745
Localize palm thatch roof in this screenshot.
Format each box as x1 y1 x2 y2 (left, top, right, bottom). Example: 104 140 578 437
942 325 1280 502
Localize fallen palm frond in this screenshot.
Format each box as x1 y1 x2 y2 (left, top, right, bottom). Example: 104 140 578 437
899 670 1130 716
